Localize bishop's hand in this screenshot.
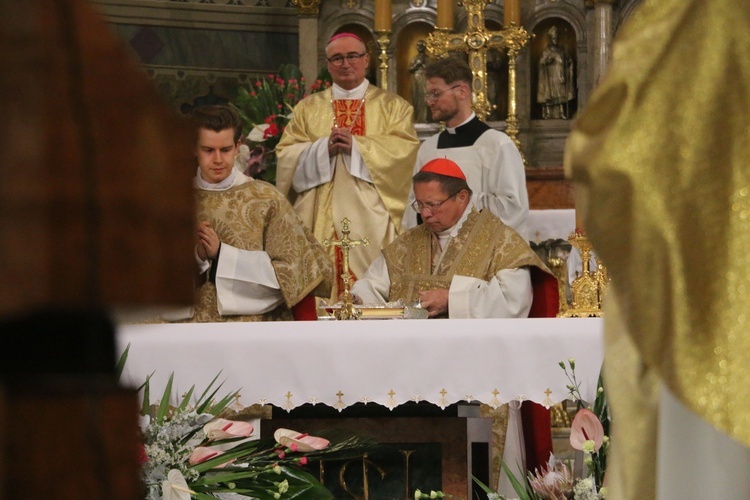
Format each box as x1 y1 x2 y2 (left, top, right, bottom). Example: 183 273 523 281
417 288 449 318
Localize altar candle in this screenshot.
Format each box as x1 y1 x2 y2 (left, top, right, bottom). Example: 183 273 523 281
504 0 521 26
375 0 392 31
436 0 454 30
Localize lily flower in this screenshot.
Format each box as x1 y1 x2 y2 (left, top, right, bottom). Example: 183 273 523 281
273 428 330 452
247 124 271 143
569 408 604 452
161 469 195 500
189 446 229 468
203 418 254 441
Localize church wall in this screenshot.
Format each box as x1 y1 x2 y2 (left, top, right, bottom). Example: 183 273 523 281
92 0 299 112
92 0 641 209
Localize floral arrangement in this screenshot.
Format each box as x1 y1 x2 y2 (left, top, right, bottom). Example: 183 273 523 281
121 345 369 500
233 64 331 184
470 359 610 500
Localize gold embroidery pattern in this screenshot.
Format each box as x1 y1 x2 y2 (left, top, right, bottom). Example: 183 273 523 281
194 180 332 321
385 210 548 306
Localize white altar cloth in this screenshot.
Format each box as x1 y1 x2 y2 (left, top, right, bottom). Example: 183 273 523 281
116 318 603 411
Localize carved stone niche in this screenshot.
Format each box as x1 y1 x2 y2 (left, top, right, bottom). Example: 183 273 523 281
530 17 578 121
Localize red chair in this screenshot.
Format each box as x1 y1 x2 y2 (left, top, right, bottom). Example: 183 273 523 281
292 294 318 321
521 266 560 472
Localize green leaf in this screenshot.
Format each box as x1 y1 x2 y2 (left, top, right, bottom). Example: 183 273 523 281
156 372 174 423
177 385 196 413
500 461 538 500
140 373 152 416
116 343 130 381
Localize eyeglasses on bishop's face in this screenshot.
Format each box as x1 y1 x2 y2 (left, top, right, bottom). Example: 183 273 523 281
327 52 367 66
424 84 461 103
411 191 459 214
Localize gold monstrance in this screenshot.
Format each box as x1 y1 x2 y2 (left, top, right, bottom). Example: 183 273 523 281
558 230 609 318
323 218 369 320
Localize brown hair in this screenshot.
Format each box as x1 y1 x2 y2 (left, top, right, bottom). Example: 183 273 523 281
424 57 473 86
190 105 242 143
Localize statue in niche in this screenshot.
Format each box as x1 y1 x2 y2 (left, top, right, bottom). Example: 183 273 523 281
537 26 575 119
486 49 506 121
409 40 430 123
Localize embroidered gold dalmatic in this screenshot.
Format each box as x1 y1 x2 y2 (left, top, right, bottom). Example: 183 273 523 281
384 209 547 317
276 86 419 291
566 1 750 497
193 180 332 322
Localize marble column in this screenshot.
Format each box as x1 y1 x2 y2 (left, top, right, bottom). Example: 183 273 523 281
298 17 319 91
591 0 616 88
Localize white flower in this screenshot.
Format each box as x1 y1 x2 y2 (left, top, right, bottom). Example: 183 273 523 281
247 124 271 142
582 439 597 453
573 477 600 500
277 480 289 494
161 469 194 500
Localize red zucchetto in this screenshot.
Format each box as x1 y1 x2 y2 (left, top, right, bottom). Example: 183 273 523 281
419 158 467 180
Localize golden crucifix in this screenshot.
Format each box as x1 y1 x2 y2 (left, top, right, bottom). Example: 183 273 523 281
425 0 530 152
323 218 369 320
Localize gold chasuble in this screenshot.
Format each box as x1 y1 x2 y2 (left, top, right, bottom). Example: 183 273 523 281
384 209 547 317
276 86 419 296
194 180 332 322
566 1 750 498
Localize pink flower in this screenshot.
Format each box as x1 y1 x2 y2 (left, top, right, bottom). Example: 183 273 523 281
189 447 222 465
299 456 308 465
528 455 574 500
255 81 262 88
276 77 284 85
203 418 254 441
569 408 604 452
273 428 330 452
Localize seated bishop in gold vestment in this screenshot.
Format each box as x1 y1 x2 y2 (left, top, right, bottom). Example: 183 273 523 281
352 158 550 319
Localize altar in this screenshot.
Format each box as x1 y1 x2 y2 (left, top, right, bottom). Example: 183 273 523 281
117 317 602 498
117 317 603 411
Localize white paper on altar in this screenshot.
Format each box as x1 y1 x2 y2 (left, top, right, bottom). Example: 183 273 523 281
116 318 603 411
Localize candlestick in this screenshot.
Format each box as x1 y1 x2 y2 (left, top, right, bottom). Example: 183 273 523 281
504 0 520 26
436 0 454 30
375 0 392 31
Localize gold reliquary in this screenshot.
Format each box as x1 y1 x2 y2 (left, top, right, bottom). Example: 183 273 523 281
547 229 609 318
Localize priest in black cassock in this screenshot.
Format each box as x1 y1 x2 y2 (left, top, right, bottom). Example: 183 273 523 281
402 57 529 240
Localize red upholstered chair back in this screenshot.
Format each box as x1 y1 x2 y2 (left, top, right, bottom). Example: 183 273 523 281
292 295 318 321
528 266 560 319
522 266 560 472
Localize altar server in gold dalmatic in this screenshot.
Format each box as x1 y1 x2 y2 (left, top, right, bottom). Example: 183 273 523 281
566 1 750 498
276 33 419 299
167 105 332 322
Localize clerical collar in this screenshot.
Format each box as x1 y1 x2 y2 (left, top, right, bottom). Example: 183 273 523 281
437 115 491 149
436 197 476 240
445 113 476 134
194 167 238 191
332 79 369 100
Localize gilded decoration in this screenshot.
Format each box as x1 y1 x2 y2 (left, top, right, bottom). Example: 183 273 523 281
558 231 609 317
291 0 321 15
425 0 529 152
